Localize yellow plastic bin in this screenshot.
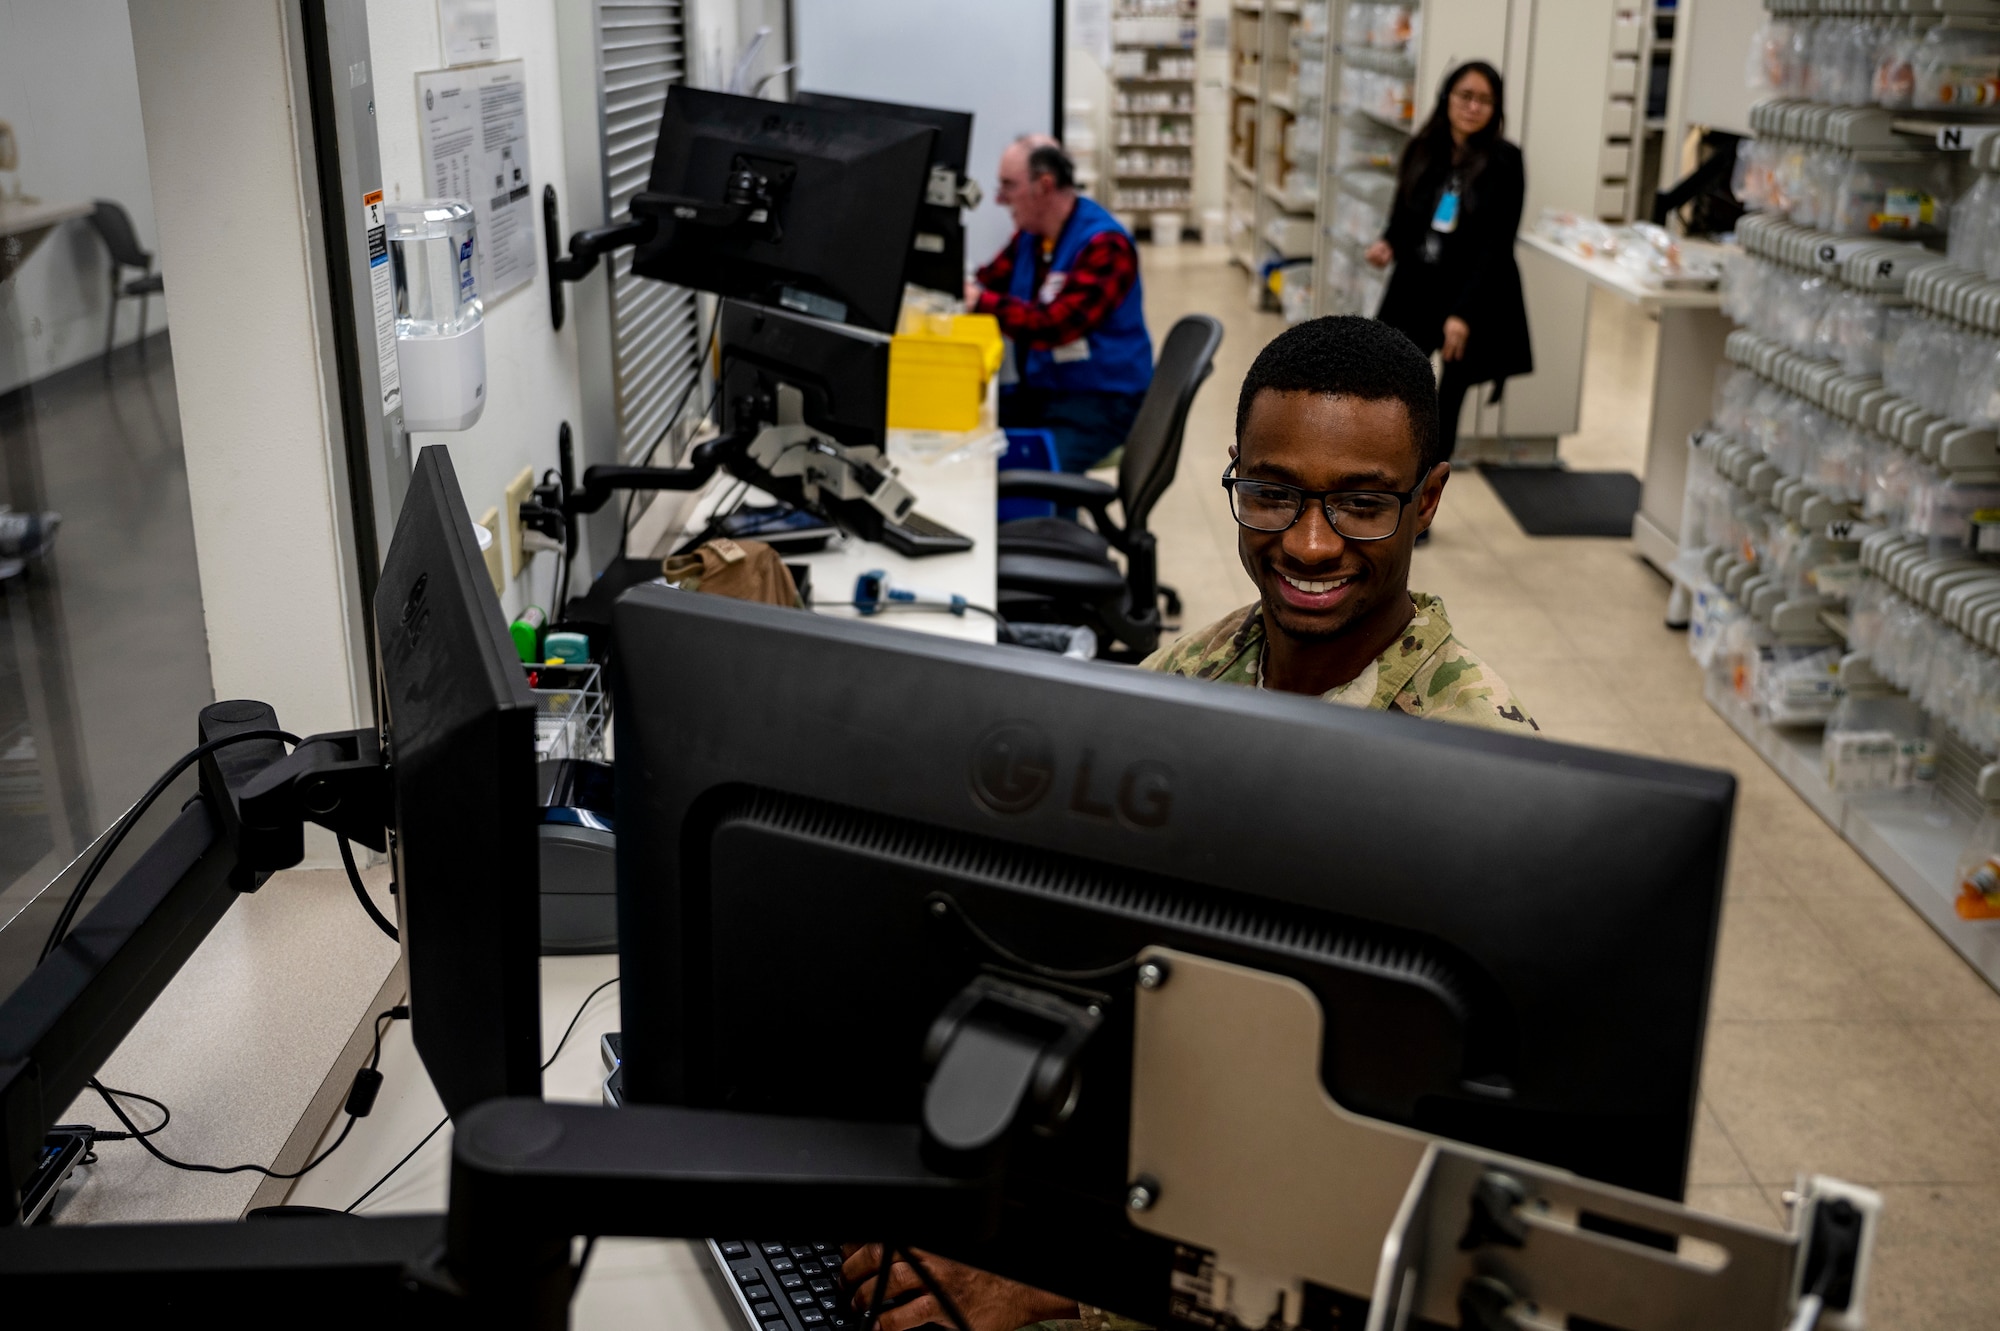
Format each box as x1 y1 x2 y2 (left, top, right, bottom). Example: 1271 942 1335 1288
886 313 1003 431
888 336 986 431
946 313 1004 379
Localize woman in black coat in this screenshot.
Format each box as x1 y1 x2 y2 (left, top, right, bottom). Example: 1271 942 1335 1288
1366 61 1533 459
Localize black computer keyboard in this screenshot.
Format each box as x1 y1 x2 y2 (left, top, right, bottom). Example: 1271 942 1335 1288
708 1239 864 1331
878 511 973 557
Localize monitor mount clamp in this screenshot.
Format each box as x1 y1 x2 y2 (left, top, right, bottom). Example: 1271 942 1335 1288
546 158 787 289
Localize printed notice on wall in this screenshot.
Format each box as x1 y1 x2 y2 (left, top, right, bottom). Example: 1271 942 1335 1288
416 60 534 303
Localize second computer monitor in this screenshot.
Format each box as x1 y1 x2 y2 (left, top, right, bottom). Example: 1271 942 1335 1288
634 87 936 333
376 446 544 1117
610 591 1732 1318
795 90 974 296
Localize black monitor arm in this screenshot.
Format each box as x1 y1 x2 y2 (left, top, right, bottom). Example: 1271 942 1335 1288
545 164 782 290
549 424 756 523
0 976 1102 1325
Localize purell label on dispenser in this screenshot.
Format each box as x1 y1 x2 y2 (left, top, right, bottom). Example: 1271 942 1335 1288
364 189 401 412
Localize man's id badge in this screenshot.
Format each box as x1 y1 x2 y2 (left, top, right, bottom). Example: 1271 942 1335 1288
1037 269 1068 304
1431 188 1460 234
1051 338 1092 363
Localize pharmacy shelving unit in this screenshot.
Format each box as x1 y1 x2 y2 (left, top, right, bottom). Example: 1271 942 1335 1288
1309 2 1419 319
1226 1 1268 279
1110 2 1202 238
1684 106 2000 990
1260 1 1330 316
1599 1 1680 223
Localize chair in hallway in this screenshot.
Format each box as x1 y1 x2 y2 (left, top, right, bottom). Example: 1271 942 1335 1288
993 313 1224 660
87 201 164 375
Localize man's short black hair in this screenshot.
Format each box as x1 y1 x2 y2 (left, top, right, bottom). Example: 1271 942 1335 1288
1235 316 1443 478
1026 143 1077 190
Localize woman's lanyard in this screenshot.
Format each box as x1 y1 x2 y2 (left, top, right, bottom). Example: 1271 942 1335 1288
1423 170 1462 263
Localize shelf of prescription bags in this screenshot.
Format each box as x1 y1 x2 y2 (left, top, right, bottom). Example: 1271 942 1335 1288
1516 232 1732 309
1703 672 2000 994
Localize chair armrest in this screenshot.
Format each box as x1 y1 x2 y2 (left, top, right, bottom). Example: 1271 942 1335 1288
995 471 1127 547
996 470 1116 507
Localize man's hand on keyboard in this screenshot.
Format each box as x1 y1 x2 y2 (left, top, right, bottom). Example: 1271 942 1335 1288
840 1244 1077 1331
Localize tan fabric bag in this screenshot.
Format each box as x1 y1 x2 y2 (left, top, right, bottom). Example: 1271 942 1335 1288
659 537 803 609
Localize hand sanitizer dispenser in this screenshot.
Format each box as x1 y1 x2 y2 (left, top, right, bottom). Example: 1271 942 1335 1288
388 199 486 432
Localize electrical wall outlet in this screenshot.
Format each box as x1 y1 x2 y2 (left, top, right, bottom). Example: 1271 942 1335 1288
504 466 535 578
475 506 504 596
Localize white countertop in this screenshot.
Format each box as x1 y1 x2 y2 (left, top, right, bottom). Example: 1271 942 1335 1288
668 390 1002 645
1516 231 1729 311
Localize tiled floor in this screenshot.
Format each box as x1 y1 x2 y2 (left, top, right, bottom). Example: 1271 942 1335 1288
1137 245 2000 1327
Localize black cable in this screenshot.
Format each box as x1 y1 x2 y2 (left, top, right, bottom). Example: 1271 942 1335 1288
847 600 1009 628
343 1114 445 1215
82 1082 169 1140
894 1245 976 1331
543 976 619 1072
338 834 398 942
39 728 301 965
856 1243 973 1331
573 1236 600 1292
345 977 620 1214
927 892 1141 983
87 1007 403 1180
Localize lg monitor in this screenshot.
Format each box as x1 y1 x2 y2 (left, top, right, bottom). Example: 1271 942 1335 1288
795 90 976 296
609 590 1733 1322
631 87 937 333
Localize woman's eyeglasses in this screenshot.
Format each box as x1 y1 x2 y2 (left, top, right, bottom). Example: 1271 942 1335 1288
1221 461 1428 541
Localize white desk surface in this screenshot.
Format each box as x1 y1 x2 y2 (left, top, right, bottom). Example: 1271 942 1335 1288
1516 232 1729 311
281 954 735 1329
666 393 1002 645
0 196 92 239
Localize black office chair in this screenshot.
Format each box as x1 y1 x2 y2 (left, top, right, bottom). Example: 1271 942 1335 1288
88 201 164 375
994 313 1223 660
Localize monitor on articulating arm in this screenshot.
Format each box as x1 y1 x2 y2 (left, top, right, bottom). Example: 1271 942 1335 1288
794 90 978 298
609 589 1738 1324
540 87 951 573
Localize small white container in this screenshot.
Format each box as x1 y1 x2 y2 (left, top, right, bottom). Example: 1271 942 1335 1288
1151 210 1184 245
1200 207 1227 246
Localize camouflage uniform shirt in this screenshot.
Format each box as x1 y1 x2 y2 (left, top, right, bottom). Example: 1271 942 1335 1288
1137 593 1537 732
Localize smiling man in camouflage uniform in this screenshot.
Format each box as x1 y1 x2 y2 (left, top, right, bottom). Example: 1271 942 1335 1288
1141 316 1535 732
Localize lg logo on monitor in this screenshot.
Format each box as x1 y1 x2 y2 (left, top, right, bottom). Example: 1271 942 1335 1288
969 721 1173 830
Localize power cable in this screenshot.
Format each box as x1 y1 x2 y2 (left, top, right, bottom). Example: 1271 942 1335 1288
39 728 301 964
345 977 620 1214
86 1007 404 1180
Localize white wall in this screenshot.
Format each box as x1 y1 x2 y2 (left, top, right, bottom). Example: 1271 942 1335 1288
1670 0 1760 143
126 0 364 746
366 0 587 620
794 0 1060 271
0 0 165 394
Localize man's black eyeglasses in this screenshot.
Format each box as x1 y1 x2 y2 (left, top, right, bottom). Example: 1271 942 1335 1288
1221 460 1430 541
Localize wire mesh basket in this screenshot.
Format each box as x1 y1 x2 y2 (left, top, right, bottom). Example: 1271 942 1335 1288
525 662 606 763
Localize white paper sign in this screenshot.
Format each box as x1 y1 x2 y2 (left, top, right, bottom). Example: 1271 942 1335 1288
438 0 500 66
416 60 535 302
1072 0 1111 68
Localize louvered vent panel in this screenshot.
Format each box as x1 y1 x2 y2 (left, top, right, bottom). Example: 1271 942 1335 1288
595 0 698 461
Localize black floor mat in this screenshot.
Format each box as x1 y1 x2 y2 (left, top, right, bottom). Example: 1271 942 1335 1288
1478 466 1642 537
